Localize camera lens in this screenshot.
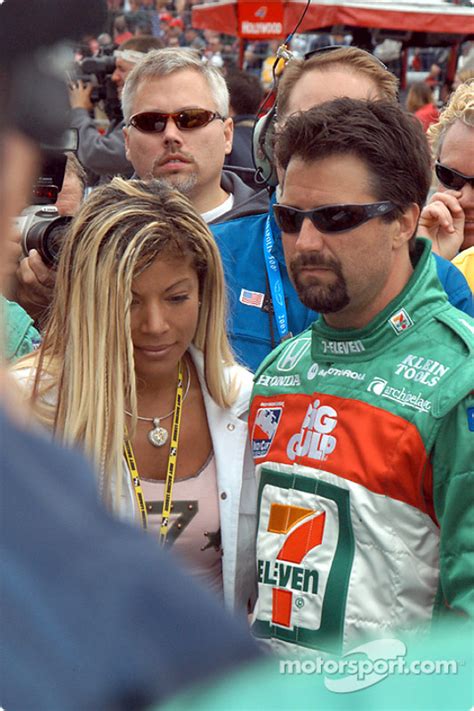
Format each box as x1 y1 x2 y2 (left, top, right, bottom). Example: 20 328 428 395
24 215 73 267
81 56 116 75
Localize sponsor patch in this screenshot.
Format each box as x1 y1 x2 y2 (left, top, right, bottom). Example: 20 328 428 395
239 288 264 308
389 308 414 334
367 377 431 413
256 374 301 388
395 354 449 387
252 405 283 458
307 362 365 382
276 337 311 372
258 505 325 627
367 376 388 395
253 468 353 648
320 339 365 355
287 399 338 462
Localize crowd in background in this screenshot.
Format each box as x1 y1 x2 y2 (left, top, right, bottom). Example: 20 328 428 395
77 0 474 97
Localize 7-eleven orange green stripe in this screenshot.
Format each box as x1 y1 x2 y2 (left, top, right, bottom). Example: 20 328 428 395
250 393 435 520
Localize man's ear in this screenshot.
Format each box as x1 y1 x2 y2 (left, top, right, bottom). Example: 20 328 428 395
276 160 285 191
223 117 233 156
123 125 131 161
393 203 420 248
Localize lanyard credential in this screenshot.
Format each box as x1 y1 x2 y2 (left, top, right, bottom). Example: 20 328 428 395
123 360 185 546
123 438 148 529
263 214 292 342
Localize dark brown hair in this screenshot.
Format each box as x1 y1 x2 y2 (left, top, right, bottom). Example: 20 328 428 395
276 98 432 219
226 70 263 116
406 82 434 113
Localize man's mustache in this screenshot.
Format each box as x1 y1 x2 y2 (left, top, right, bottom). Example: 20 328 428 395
291 253 342 274
152 148 195 171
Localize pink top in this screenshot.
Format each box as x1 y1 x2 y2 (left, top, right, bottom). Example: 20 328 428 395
141 453 223 597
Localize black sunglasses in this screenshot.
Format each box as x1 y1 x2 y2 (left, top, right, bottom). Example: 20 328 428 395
128 108 224 133
273 201 396 234
435 162 474 191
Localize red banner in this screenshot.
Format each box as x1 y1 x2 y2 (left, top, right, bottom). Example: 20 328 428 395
237 0 285 39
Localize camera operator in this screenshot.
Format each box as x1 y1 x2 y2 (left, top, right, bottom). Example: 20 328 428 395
14 153 86 326
69 34 164 185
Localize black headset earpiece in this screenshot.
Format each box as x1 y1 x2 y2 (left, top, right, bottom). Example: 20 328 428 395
251 40 302 188
252 103 278 188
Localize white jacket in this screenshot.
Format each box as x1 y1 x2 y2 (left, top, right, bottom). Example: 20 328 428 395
12 346 257 613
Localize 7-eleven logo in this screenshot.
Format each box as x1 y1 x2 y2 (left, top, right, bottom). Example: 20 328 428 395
258 503 326 628
388 308 413 334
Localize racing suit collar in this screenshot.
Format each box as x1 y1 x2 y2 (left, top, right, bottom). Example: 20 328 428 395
311 239 442 361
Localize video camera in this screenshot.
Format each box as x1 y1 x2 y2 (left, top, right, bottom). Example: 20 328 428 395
74 47 122 121
16 129 78 268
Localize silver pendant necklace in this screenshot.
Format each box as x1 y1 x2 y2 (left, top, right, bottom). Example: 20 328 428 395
125 359 191 448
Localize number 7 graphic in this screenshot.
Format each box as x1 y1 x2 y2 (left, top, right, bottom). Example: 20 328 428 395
268 503 326 628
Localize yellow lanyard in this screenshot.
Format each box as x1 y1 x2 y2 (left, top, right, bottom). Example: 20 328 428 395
123 360 185 546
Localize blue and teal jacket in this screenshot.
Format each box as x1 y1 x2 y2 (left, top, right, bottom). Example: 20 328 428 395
1 297 41 362
211 192 473 372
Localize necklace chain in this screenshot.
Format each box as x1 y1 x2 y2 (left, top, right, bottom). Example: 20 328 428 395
124 358 191 423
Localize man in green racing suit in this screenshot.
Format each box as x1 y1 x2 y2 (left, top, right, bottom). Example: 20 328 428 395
248 98 474 656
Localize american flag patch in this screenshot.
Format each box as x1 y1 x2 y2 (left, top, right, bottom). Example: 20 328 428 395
239 288 265 308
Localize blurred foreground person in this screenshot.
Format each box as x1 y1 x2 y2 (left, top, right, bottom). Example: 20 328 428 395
0 2 259 710
157 621 473 711
12 178 257 613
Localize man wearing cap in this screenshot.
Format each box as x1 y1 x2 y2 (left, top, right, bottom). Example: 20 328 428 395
168 16 185 45
69 34 164 184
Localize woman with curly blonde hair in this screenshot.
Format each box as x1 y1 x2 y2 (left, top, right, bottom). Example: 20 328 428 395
12 177 257 612
418 80 474 265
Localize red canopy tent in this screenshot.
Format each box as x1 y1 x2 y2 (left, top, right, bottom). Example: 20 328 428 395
191 0 474 41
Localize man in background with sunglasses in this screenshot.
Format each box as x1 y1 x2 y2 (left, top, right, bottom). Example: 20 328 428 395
248 98 473 656
211 46 472 374
418 80 474 289
121 47 268 221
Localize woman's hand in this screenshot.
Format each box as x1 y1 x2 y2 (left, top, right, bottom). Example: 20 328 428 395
418 190 465 261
